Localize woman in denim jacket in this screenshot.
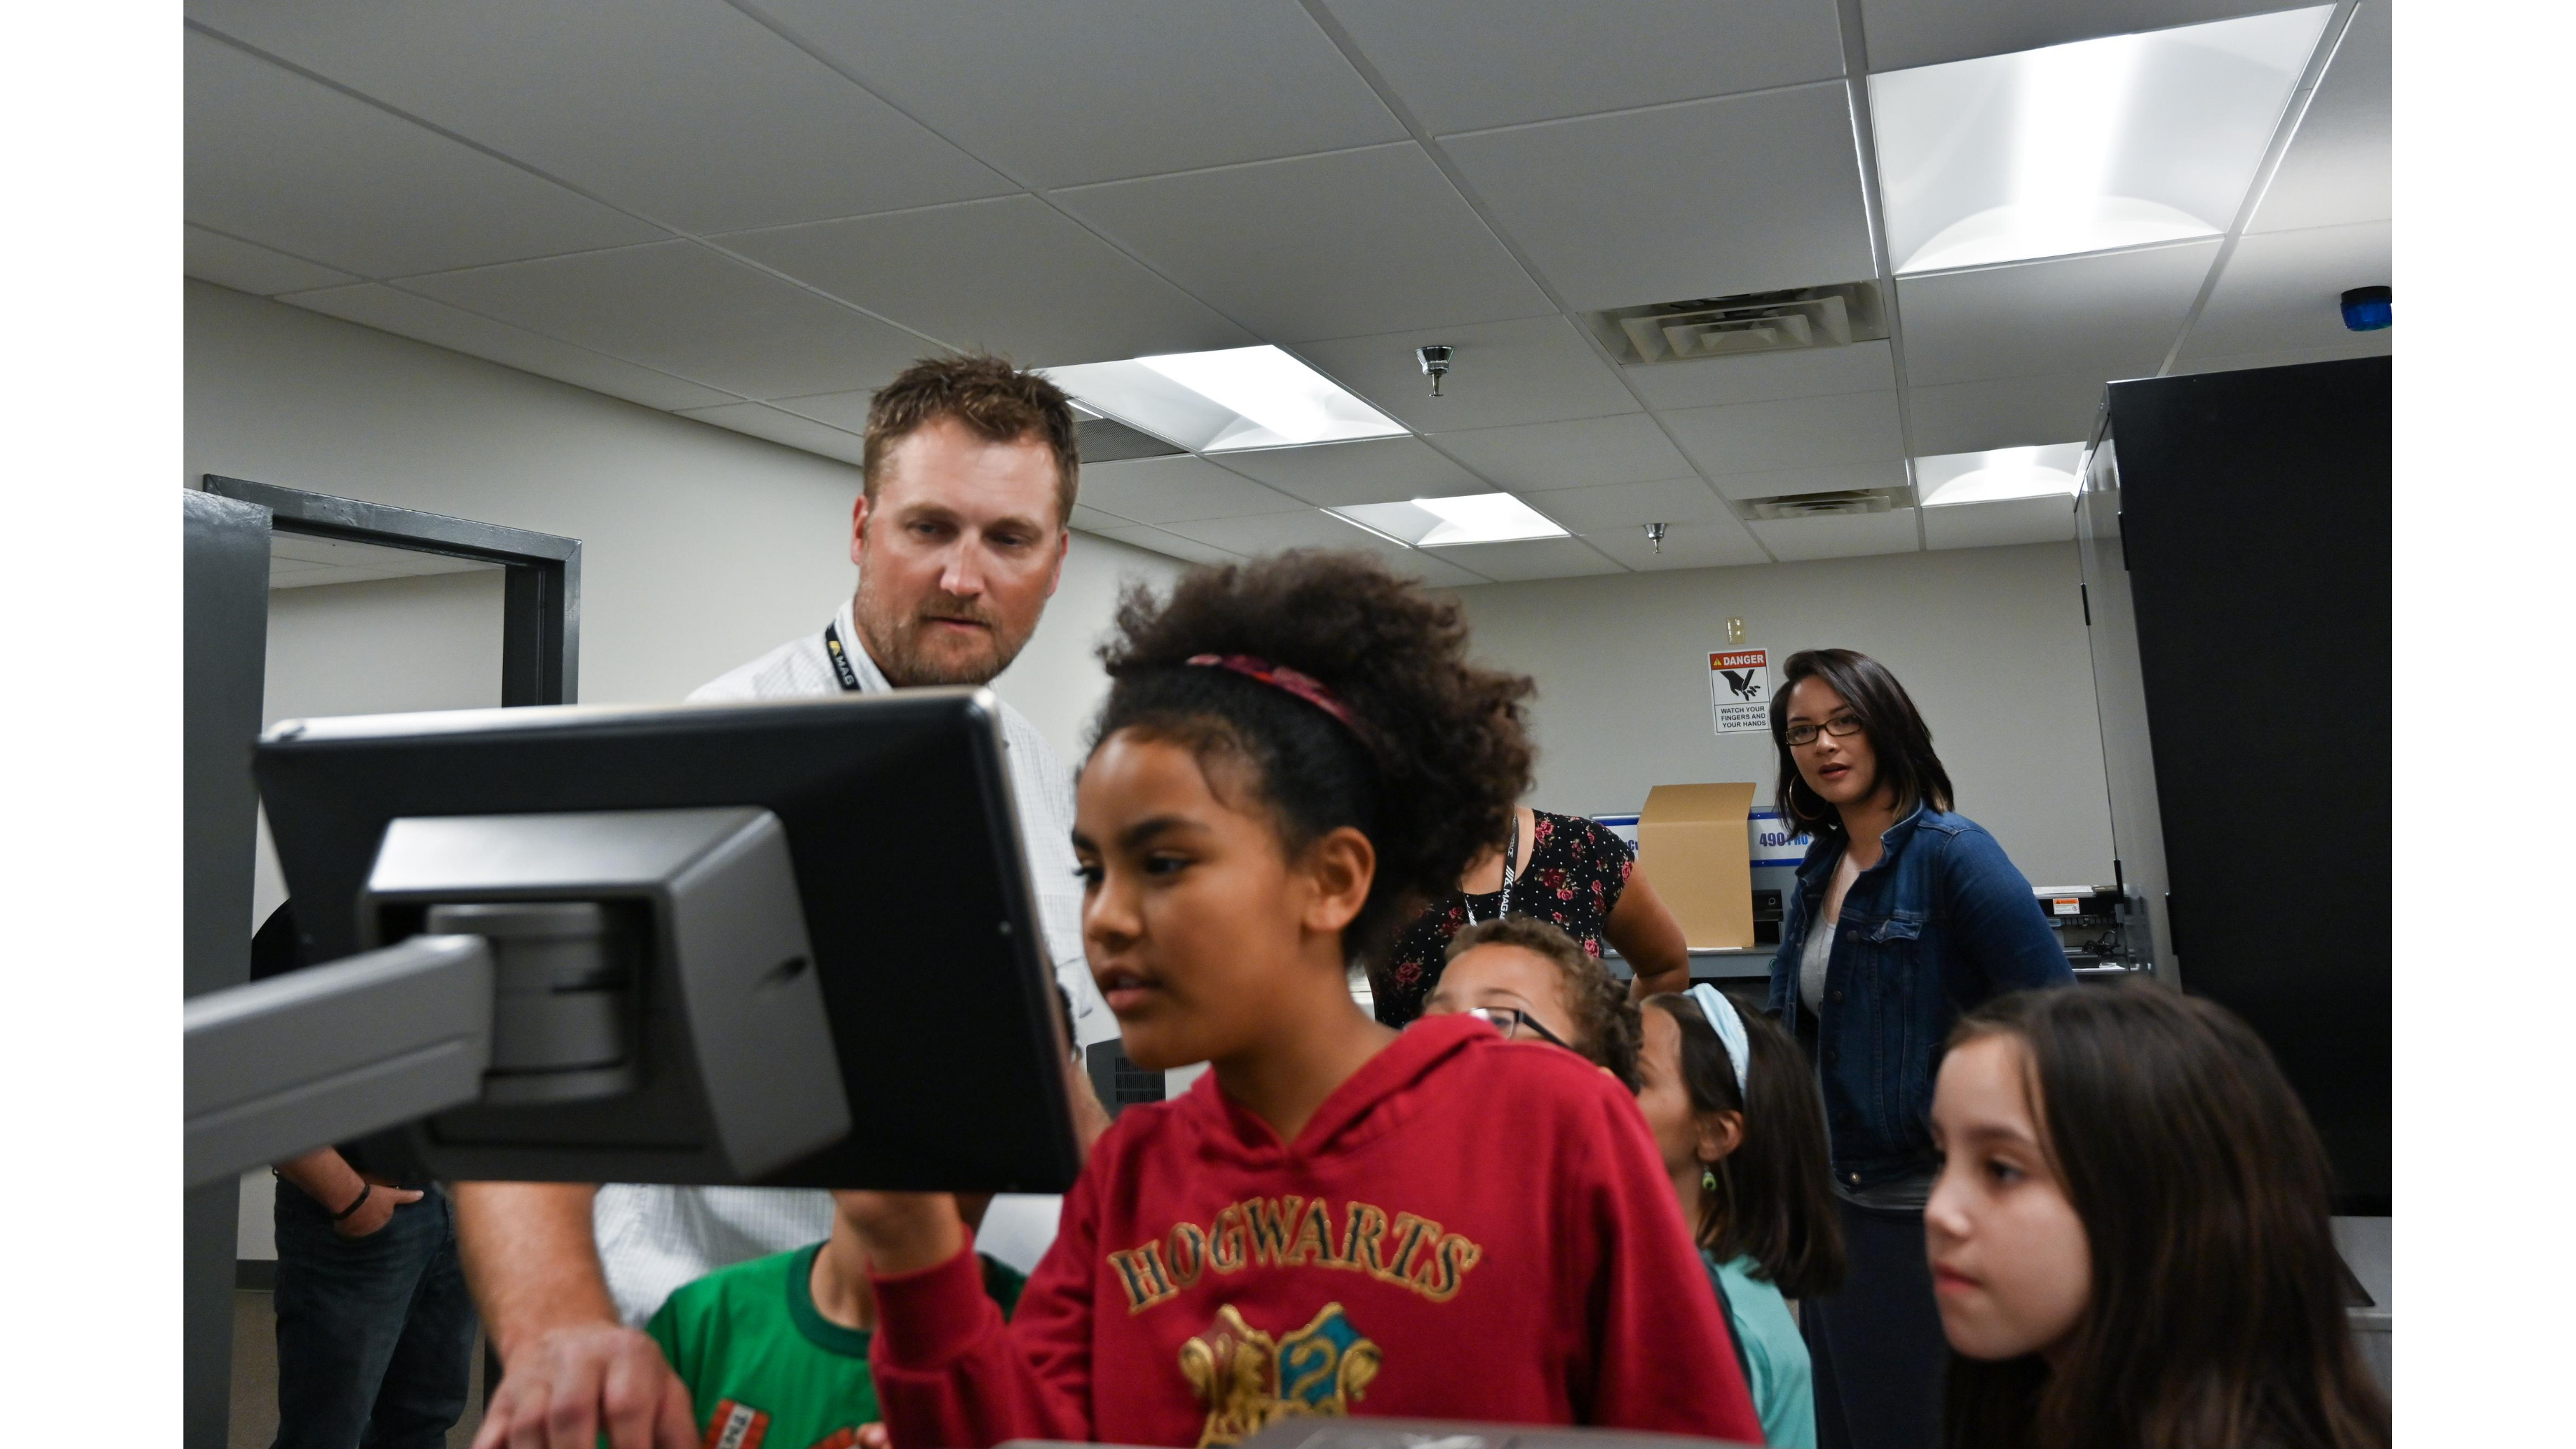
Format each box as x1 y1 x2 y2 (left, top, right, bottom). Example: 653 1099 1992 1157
1765 648 2072 1449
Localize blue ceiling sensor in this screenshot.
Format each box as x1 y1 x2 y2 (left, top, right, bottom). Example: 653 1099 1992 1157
2340 286 2392 331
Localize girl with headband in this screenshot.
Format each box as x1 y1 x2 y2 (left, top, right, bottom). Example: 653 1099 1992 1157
1637 983 1849 1448
834 550 1761 1448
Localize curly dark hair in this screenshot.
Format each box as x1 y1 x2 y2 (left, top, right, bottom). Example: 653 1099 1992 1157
1093 550 1534 967
1448 916 1640 1090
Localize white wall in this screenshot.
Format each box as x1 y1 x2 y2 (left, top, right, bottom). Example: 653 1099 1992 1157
185 279 1186 760
1451 543 2116 887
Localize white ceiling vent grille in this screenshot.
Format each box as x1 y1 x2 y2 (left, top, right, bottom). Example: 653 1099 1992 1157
1738 485 1913 520
1587 283 1886 366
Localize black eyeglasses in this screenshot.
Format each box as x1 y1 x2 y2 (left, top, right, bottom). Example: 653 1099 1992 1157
1464 1006 1574 1051
1782 713 1865 747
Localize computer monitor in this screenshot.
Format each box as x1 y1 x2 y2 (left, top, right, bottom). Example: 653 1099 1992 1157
252 688 1082 1194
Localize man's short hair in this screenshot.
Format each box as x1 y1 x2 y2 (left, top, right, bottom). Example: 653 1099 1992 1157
1446 916 1642 1090
863 353 1081 527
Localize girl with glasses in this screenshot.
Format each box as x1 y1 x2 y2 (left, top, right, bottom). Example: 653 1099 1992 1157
1420 915 1641 1088
1766 648 2073 1449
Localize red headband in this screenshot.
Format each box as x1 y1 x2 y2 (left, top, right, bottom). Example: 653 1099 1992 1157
1186 653 1367 741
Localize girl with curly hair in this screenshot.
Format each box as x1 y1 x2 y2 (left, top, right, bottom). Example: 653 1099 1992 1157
836 550 1760 1448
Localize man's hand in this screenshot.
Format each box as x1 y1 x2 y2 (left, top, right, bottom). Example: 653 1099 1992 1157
332 1181 424 1239
469 1321 696 1449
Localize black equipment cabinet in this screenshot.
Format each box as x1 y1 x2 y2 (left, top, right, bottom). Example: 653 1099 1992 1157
2077 356 2390 1214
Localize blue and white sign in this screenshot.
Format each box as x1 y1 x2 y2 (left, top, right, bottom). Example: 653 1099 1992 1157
1749 809 1810 867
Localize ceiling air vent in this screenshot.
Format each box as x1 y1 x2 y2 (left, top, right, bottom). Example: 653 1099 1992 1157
1586 282 1886 366
1738 486 1913 521
1075 415 1185 464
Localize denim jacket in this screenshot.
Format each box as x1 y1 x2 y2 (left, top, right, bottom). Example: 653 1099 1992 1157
1767 806 2072 1190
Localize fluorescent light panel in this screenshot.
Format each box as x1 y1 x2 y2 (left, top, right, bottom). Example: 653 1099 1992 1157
1870 8 2332 274
1042 346 1405 454
1330 494 1569 547
1916 444 2087 507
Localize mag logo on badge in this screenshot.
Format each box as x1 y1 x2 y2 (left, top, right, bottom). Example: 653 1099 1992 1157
1708 648 1770 735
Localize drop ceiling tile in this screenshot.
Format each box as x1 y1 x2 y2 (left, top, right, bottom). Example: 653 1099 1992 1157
1292 316 1637 434
1661 392 1906 477
718 197 1254 366
1322 0 1847 133
760 0 1402 188
767 389 872 431
1069 504 1139 533
401 241 932 401
1076 457 1307 525
185 30 663 278
1583 514 1772 570
1436 537 1626 582
282 282 737 411
1440 82 1875 311
1218 437 1491 507
1088 525 1244 566
675 403 869 465
186 226 356 296
2250 1 2389 233
1896 240 2220 388
1922 496 2077 550
1055 145 1553 341
1159 509 1491 587
186 0 1010 233
1435 414 1692 492
1522 477 1733 530
2175 221 2390 364
1747 509 1922 561
1626 340 1897 411
1858 0 2302 72
1704 460 1911 504
1903 374 2106 456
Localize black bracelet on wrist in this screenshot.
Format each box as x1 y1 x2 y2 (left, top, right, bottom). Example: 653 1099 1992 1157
330 1182 374 1221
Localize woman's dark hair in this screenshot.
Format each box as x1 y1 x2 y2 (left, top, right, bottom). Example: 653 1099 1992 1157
1093 550 1535 968
1768 648 1953 838
1644 992 1845 1299
1447 916 1640 1090
1939 983 2390 1449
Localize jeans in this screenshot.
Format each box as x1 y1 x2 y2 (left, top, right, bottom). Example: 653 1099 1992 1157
1801 1198 1946 1449
271 1179 478 1449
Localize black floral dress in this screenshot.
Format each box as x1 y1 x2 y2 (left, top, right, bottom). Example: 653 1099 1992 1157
1375 810 1636 1027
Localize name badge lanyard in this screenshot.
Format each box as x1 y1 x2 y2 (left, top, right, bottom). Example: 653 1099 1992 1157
822 621 863 693
1471 820 1519 924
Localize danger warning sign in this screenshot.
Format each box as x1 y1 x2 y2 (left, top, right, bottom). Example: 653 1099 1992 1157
1709 648 1770 734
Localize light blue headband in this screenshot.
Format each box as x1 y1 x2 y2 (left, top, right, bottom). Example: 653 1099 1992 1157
1689 984 1752 1105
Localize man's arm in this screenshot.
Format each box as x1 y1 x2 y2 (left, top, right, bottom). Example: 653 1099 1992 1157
275 1147 423 1238
456 1181 695 1449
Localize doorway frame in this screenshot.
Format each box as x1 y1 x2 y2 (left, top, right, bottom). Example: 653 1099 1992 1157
203 475 582 706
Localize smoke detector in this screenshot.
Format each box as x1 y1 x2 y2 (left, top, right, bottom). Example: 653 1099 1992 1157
1737 486 1913 521
1586 283 1886 366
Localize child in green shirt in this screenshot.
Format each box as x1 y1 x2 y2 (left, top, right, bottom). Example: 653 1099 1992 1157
647 1191 1026 1449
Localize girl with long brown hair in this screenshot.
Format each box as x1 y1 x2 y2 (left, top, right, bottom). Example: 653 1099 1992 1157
1926 982 2389 1449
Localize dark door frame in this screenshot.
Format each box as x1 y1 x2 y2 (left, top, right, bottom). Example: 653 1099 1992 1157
203 475 582 706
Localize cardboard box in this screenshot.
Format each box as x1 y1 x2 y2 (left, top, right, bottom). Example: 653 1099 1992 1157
1636 783 1757 950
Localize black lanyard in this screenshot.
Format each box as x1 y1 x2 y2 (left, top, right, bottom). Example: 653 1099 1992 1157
1472 819 1519 924
821 621 863 693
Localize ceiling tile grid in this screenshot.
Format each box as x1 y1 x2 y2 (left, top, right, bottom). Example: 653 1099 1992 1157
182 0 2389 583
1319 0 1849 133
1439 82 1878 311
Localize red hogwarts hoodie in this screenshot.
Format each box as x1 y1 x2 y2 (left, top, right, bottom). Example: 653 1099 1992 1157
869 1013 1764 1447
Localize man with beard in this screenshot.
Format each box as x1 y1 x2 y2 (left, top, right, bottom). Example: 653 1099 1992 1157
459 354 1113 1449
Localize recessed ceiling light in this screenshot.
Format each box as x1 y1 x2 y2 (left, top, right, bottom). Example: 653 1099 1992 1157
1328 494 1570 547
1916 444 2087 507
1870 7 2333 274
1043 346 1405 454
